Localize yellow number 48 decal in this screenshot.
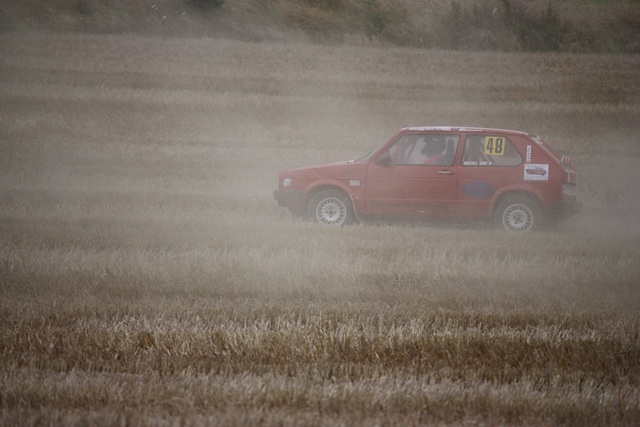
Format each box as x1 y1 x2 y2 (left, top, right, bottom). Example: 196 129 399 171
484 136 505 156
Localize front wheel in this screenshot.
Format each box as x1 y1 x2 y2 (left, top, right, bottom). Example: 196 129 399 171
494 196 543 232
308 190 354 226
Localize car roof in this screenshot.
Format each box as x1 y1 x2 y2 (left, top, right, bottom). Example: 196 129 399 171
402 126 531 136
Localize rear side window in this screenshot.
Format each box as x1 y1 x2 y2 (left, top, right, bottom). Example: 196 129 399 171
462 135 522 167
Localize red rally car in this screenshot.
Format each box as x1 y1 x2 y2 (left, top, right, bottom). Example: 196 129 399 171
273 127 581 232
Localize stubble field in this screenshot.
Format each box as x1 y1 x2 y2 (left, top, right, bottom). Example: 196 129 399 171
1 33 640 426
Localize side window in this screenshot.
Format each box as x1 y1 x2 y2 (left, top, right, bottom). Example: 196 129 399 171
388 134 459 166
461 135 522 167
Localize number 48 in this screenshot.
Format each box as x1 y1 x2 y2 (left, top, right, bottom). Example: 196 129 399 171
484 137 505 156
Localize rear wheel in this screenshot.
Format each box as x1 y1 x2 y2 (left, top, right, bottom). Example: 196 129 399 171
494 196 543 232
308 189 354 226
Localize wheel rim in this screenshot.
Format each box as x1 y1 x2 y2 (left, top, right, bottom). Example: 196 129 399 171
502 203 534 232
315 197 347 226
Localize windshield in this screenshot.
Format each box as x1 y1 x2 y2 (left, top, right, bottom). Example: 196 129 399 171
357 139 389 162
357 150 376 162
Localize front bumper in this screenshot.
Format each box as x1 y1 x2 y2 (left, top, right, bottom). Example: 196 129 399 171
273 189 305 207
551 200 582 219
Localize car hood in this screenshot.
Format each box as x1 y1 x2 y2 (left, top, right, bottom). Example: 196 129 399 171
280 160 367 178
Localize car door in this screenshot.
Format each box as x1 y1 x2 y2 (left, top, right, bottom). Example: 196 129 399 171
364 133 460 217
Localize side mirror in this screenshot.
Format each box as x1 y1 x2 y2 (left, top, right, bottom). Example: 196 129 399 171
377 152 392 166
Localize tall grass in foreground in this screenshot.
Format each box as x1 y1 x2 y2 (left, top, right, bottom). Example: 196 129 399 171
1 33 639 425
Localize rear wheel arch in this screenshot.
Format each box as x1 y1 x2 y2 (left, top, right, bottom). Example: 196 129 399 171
492 190 544 216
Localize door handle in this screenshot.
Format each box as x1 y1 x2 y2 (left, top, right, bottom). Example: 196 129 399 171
437 170 454 175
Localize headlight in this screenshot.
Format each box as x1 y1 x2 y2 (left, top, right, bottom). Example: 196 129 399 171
282 178 292 187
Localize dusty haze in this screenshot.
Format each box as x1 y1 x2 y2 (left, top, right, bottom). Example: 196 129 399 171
1 32 640 426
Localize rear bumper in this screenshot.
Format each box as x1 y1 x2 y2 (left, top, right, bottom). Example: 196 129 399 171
273 189 305 207
551 200 582 219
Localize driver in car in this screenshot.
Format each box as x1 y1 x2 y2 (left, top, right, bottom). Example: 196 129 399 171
423 138 447 165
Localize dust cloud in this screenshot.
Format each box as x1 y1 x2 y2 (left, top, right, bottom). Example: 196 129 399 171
1 32 639 260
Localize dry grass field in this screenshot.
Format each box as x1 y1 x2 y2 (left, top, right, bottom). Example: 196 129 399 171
1 32 640 426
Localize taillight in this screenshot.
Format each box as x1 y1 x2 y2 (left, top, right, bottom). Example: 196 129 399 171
561 156 571 166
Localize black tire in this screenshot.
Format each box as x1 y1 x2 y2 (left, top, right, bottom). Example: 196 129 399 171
494 196 543 232
307 189 354 226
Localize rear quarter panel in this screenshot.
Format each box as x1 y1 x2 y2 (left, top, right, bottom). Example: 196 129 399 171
456 134 564 217
513 135 564 212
